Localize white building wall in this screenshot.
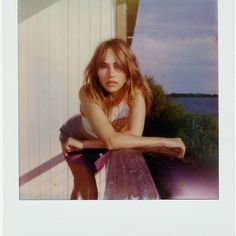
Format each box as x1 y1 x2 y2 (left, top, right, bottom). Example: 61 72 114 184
19 0 116 199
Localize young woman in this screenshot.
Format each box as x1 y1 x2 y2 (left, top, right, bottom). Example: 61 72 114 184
59 38 186 200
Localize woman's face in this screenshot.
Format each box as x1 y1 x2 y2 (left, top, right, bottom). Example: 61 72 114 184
97 48 127 95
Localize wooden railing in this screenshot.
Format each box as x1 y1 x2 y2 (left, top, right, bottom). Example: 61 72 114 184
19 148 218 200
102 149 159 200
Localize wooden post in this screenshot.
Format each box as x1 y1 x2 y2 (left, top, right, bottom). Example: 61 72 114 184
104 149 159 200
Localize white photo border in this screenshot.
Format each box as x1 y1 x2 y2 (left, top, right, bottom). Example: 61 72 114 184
3 0 235 235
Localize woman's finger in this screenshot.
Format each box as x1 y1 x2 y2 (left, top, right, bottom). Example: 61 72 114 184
180 146 186 158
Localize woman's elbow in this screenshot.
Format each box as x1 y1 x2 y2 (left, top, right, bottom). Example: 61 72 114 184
104 137 119 150
123 128 143 137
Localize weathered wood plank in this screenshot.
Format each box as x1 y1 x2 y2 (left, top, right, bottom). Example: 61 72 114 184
104 149 159 200
100 0 114 41
48 0 68 199
68 0 79 116
18 0 116 199
27 0 41 199
18 0 30 199
38 0 51 200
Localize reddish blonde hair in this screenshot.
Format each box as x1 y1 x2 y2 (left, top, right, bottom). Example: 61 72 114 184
84 38 152 116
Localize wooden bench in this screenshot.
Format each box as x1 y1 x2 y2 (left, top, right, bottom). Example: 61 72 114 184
96 149 160 200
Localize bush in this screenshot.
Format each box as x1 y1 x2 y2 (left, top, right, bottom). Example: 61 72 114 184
144 76 218 168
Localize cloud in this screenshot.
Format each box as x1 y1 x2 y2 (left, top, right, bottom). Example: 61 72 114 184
131 0 218 93
135 0 217 40
133 34 217 69
157 65 218 94
132 35 176 67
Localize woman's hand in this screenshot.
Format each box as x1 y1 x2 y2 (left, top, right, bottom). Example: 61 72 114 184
61 137 83 156
166 138 186 159
141 137 186 159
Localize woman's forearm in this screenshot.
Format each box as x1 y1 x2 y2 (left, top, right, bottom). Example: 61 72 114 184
82 138 107 149
83 133 183 152
110 134 185 158
104 133 168 150
64 134 185 159
80 133 185 158
82 134 164 150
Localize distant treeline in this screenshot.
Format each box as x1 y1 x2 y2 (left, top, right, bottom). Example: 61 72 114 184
144 76 218 169
168 93 218 97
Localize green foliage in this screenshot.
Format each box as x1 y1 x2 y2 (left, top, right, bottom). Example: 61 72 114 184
144 76 218 168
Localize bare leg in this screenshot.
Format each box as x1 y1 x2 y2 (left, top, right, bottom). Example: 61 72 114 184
67 161 98 200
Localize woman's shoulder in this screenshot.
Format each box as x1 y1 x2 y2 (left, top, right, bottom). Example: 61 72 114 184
125 88 145 108
79 85 91 102
79 85 88 97
79 85 103 107
133 88 145 102
134 88 144 96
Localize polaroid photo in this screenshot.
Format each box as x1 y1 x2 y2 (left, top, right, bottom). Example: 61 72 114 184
3 0 235 235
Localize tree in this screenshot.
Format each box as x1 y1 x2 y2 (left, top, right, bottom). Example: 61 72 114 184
144 76 218 168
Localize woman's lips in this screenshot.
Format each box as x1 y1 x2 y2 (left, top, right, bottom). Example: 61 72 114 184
107 80 118 86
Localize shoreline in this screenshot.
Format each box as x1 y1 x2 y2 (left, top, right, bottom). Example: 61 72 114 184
167 93 218 98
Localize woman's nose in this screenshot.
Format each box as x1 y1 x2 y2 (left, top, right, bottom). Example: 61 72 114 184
107 65 115 77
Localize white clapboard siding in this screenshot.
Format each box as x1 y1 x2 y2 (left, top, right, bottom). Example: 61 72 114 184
48 0 68 200
19 0 116 200
101 0 115 41
68 0 79 117
78 0 90 86
38 1 51 200
19 0 30 200
67 0 80 199
27 0 41 200
89 0 101 54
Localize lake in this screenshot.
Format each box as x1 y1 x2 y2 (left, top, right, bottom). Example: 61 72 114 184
171 97 218 117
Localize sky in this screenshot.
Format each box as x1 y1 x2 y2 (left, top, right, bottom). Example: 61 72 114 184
132 0 218 94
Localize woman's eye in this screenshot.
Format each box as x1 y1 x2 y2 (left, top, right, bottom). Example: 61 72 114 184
99 64 107 69
114 64 122 72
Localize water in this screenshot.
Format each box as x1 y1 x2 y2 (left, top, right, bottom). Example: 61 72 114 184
171 97 218 117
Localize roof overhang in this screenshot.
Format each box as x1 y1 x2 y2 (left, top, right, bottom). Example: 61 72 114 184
116 0 140 45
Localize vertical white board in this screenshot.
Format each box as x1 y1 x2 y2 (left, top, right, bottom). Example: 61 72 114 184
18 0 30 199
27 0 41 199
78 0 90 88
37 1 51 200
19 0 116 199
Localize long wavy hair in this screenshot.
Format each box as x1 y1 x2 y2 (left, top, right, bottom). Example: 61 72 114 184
84 38 152 118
